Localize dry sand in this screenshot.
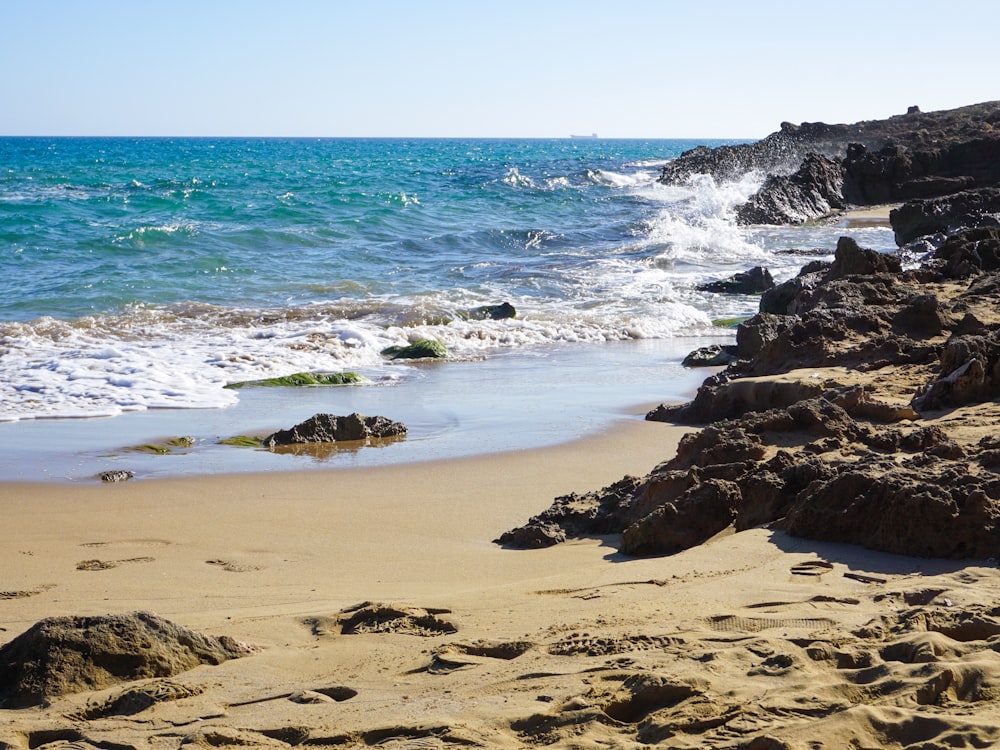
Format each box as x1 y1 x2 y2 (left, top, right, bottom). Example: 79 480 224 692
3 409 1000 748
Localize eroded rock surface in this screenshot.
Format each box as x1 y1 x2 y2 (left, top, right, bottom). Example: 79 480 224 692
0 612 252 708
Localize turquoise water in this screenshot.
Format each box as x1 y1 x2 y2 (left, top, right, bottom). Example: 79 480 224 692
0 137 898 479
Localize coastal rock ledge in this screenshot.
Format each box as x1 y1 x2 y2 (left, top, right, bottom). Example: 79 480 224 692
500 102 1000 562
660 101 1000 226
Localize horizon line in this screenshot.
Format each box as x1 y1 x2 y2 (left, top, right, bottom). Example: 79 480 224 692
0 133 756 141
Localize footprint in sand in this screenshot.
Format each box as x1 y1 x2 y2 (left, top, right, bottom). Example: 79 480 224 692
206 559 263 573
419 640 535 674
547 633 683 657
80 539 172 549
1 589 41 600
745 596 861 611
288 686 358 703
790 560 834 577
76 557 155 571
706 614 836 633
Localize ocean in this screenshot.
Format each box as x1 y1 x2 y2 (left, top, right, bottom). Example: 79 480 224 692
0 137 897 480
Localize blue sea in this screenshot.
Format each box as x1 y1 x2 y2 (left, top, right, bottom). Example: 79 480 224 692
0 137 897 479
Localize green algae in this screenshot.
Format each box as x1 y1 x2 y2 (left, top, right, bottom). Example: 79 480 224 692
225 372 364 389
132 444 172 455
217 435 263 448
127 436 196 455
711 317 749 328
381 339 448 360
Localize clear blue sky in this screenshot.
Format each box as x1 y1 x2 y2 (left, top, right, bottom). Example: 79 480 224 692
2 0 997 138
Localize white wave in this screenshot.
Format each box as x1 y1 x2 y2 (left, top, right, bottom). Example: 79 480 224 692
588 169 647 188
635 173 766 269
623 158 670 169
501 167 536 188
0 294 717 421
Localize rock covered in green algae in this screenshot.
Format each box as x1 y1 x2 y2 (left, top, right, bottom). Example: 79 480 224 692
225 372 363 388
381 339 448 360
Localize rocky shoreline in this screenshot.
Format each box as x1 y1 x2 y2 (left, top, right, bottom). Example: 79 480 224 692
499 101 1000 562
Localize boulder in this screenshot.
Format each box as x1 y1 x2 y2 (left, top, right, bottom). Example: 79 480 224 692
493 522 566 549
381 339 448 360
0 612 251 708
264 413 406 446
681 344 738 367
697 266 775 294
464 302 516 320
99 470 134 483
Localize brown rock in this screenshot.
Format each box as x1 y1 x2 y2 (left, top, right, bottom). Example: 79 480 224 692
0 612 252 708
620 479 740 556
263 412 406 446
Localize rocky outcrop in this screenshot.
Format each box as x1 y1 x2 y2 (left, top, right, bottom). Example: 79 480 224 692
890 187 1000 246
783 452 1000 558
0 612 252 708
912 329 1000 411
499 103 1000 563
661 101 1000 188
931 227 1000 278
499 391 1000 558
501 216 1000 560
263 412 406 446
662 102 1000 230
759 236 902 316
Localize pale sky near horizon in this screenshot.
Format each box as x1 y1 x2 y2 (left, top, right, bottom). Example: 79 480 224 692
2 0 997 139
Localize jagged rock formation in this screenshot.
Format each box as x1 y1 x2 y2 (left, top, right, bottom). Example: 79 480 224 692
735 153 846 225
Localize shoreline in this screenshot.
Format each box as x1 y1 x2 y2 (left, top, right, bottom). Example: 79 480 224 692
0 415 691 626
0 338 716 484
4 410 993 747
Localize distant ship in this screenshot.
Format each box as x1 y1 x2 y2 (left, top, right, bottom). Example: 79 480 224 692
570 133 598 139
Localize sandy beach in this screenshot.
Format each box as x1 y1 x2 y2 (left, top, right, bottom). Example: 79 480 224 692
4 404 999 748
5 103 1000 747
